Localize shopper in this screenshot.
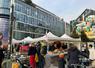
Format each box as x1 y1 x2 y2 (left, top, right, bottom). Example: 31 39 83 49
36 41 45 68
28 43 37 68
82 45 89 66
0 32 6 68
57 42 66 68
88 44 95 68
67 44 87 68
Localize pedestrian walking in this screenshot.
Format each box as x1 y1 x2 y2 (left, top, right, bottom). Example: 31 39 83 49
88 44 95 68
0 32 6 68
58 42 66 68
67 44 87 68
53 41 66 68
28 43 37 68
81 44 90 66
36 41 45 68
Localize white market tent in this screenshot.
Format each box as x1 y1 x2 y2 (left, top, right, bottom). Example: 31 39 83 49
46 32 61 40
60 34 81 49
21 36 33 43
60 34 81 42
12 39 21 44
61 34 73 41
33 32 61 42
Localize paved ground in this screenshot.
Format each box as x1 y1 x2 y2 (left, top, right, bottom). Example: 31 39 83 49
50 64 58 68
48 64 68 68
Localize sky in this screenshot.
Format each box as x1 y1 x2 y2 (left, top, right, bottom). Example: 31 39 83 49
32 0 95 23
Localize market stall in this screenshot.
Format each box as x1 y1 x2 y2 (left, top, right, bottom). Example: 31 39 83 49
12 39 22 44
32 32 61 42
60 34 81 42
60 34 81 49
21 36 33 43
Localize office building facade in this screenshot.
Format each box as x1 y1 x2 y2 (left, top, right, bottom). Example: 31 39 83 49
0 0 65 40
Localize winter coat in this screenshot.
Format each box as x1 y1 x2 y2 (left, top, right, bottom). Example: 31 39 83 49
28 47 37 55
68 47 82 64
0 41 5 59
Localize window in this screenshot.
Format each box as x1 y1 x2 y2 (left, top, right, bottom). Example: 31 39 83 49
15 12 19 20
25 16 28 23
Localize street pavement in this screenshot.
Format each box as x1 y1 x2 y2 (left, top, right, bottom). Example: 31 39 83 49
50 64 58 68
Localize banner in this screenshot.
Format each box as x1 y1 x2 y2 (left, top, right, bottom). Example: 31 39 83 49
76 15 95 40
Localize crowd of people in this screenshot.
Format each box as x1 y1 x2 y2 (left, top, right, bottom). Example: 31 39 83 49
0 32 95 68
13 41 95 68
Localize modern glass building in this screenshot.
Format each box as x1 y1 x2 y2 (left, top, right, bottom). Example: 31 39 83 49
0 0 10 43
0 0 65 40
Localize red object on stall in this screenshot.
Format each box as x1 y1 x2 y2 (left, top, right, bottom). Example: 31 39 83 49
19 45 29 53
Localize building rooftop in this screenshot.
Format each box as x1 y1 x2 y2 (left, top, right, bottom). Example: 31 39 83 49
19 0 63 21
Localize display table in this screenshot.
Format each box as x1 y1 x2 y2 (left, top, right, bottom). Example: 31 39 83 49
45 51 67 68
45 53 59 68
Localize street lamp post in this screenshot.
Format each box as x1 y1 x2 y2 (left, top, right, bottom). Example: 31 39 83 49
9 0 14 54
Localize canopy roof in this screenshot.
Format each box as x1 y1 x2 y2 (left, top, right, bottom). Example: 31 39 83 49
61 34 81 42
33 32 61 42
12 39 21 44
61 34 73 39
21 36 33 43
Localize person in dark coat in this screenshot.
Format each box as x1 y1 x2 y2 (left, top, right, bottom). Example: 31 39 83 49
36 41 45 68
36 42 41 56
82 45 89 66
0 32 5 68
15 44 20 52
0 46 5 68
28 43 37 68
57 42 66 68
49 42 57 51
67 44 87 68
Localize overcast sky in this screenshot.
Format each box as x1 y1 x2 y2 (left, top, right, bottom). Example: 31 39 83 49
32 0 95 23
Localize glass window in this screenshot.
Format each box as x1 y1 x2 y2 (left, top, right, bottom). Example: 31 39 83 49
15 12 19 20
27 16 30 24
15 4 18 11
25 16 28 23
26 7 30 15
32 18 34 24
29 17 31 24
0 0 9 8
14 0 65 38
0 8 9 15
17 4 20 11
